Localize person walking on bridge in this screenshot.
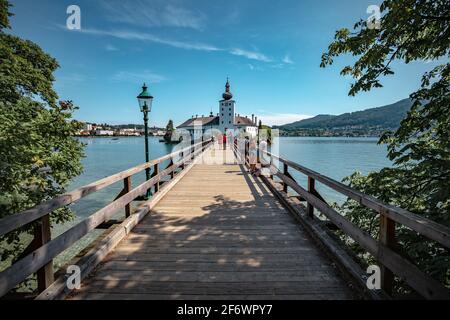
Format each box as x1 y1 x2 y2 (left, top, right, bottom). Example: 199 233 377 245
222 132 227 150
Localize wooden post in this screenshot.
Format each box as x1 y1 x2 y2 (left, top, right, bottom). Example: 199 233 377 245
152 163 160 193
380 212 396 294
269 157 274 180
180 152 184 170
35 215 54 293
169 159 174 179
124 176 132 218
283 163 288 193
307 177 315 218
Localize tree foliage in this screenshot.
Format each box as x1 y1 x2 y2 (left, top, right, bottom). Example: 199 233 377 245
0 1 84 267
321 0 449 292
164 119 175 143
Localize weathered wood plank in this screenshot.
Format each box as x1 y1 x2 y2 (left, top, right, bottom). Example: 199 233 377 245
78 280 347 295
0 140 210 238
69 147 353 300
0 142 212 297
275 170 450 300
70 292 350 300
36 144 208 300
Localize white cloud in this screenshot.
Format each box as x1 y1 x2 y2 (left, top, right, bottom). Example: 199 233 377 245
78 28 221 52
248 64 263 71
259 113 312 126
230 48 272 62
270 63 285 69
282 54 294 64
111 70 167 84
102 1 206 30
67 27 276 63
106 44 118 51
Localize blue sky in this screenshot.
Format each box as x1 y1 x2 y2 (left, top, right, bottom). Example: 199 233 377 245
7 0 440 127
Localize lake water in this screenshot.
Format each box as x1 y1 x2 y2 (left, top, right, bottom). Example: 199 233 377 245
52 136 391 269
68 136 391 221
275 137 391 203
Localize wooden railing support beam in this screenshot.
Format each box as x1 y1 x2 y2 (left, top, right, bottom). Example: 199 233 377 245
35 215 54 293
380 212 396 294
180 152 185 170
152 163 159 193
123 177 132 218
307 177 315 218
283 163 289 193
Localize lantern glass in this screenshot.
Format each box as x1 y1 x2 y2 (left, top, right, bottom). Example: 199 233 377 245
137 84 153 112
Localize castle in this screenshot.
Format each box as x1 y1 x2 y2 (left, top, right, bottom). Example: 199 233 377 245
177 79 259 138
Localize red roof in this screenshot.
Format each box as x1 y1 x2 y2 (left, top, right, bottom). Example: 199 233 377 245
234 116 254 126
177 116 256 128
178 116 219 128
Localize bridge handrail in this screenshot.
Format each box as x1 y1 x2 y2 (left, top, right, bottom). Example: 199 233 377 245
262 150 450 249
234 140 450 299
0 139 213 297
0 139 208 238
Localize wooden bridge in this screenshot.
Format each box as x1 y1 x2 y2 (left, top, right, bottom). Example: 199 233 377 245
0 140 449 300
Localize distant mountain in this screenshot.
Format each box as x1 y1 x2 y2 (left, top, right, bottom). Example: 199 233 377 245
275 99 413 136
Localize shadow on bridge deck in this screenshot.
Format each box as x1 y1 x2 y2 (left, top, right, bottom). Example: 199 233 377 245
69 145 354 300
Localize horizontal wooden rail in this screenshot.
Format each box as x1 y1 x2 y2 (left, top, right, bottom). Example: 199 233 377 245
274 170 450 299
233 142 450 299
0 140 209 238
0 139 212 297
261 150 450 249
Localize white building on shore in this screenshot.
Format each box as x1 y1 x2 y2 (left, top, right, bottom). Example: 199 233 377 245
177 79 259 139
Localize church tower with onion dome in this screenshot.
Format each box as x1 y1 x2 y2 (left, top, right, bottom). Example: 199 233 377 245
177 78 258 138
219 78 235 132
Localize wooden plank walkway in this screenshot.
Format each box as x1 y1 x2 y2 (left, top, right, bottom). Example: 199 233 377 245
69 145 353 300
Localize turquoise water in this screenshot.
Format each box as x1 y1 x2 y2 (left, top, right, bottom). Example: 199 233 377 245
68 136 175 220
275 137 391 203
67 136 390 220
51 136 389 269
51 137 175 268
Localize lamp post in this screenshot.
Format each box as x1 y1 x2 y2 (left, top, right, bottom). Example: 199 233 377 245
137 83 153 199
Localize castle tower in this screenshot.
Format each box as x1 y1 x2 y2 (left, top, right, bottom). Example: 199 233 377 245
219 78 235 132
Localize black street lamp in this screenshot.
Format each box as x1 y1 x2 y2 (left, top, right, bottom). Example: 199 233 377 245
137 83 153 199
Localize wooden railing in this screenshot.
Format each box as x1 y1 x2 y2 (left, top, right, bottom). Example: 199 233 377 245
0 139 212 298
234 140 450 299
